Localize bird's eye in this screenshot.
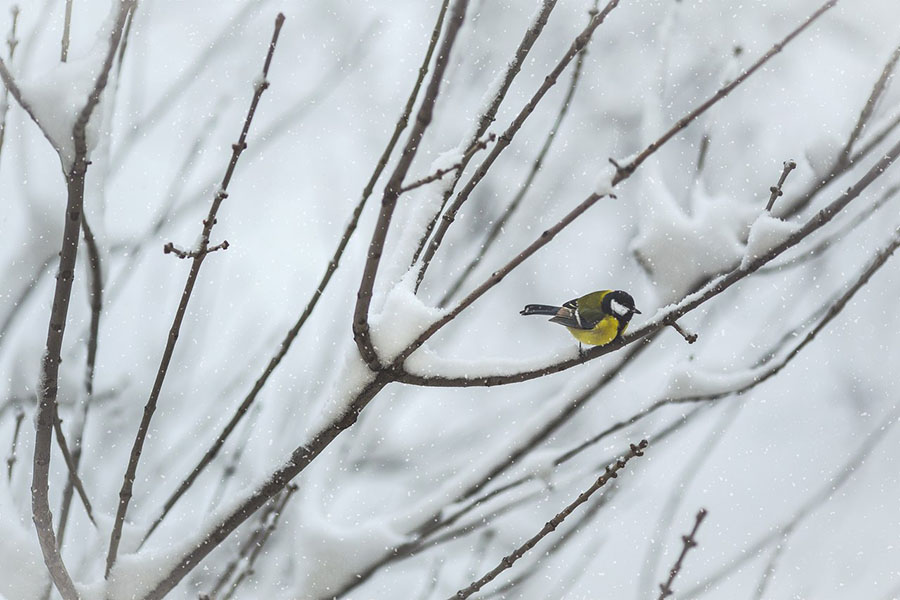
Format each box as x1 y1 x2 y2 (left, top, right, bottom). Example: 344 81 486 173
610 299 630 316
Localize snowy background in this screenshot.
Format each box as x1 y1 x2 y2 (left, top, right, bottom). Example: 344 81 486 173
2 0 900 598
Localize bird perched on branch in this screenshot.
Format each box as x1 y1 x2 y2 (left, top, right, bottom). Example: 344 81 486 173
520 290 641 351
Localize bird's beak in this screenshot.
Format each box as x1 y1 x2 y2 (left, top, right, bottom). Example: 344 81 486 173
632 308 642 315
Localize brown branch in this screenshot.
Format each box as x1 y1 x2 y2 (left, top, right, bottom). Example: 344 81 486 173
31 3 136 598
61 0 73 62
765 160 797 212
352 0 470 369
449 440 648 600
57 213 105 548
415 0 619 292
5 403 23 480
409 0 560 268
438 4 592 307
138 0 451 551
610 0 838 185
105 12 285 578
162 238 229 258
657 508 708 599
398 134 900 387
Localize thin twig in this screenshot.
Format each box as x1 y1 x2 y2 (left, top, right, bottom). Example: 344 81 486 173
61 0 73 62
765 160 797 211
351 0 470 369
105 12 285 578
57 213 104 548
438 3 592 307
0 4 20 163
5 404 24 480
415 0 620 292
138 2 451 548
657 508 708 599
30 3 136 598
449 440 648 599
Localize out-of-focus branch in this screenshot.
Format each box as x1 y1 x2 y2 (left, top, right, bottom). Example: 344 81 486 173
438 4 593 307
682 408 899 599
839 42 900 164
105 12 285 578
414 0 619 292
448 440 648 600
657 508 708 599
138 0 452 551
61 0 73 61
352 0 469 369
5 403 24 480
0 4 20 163
30 2 136 598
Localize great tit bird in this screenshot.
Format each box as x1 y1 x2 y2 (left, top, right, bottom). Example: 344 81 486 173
520 290 641 347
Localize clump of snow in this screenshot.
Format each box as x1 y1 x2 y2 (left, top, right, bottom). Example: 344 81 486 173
0 485 46 600
369 271 447 362
595 162 616 196
741 212 800 268
631 175 755 303
14 10 120 171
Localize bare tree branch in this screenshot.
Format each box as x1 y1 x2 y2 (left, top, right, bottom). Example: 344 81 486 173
105 12 285 578
30 2 136 598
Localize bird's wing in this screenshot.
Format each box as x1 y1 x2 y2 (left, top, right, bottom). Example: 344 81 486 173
549 299 590 330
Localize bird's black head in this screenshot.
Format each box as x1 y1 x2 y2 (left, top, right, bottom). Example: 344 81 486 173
602 290 641 324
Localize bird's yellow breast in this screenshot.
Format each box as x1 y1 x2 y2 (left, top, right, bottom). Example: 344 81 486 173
566 315 620 346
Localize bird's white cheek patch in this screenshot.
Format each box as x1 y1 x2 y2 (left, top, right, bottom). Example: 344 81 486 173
610 299 628 316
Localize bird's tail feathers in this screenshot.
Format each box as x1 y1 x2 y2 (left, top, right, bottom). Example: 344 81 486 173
520 304 561 317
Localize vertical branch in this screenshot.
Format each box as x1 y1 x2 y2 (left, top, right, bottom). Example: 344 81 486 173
5 403 24 480
30 3 135 598
351 0 470 369
104 12 285 578
61 0 74 62
56 214 104 548
0 4 19 163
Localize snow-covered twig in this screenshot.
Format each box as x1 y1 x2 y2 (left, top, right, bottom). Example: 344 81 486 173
105 11 285 578
414 0 619 292
352 0 470 369
657 508 708 599
449 440 648 600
